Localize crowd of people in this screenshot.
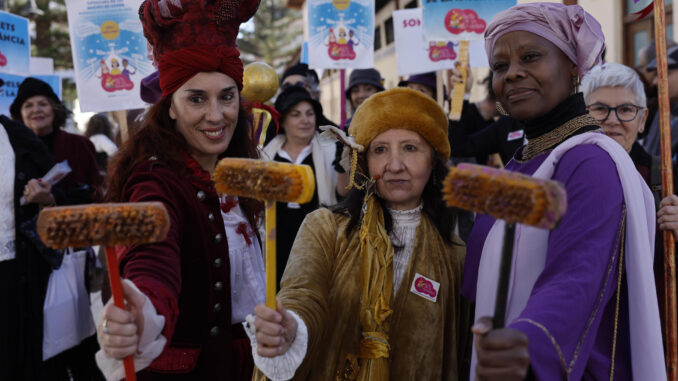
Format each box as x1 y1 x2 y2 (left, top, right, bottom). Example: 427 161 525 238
2 0 678 380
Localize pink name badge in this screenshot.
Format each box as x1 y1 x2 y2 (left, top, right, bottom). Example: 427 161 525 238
507 130 525 141
410 273 440 302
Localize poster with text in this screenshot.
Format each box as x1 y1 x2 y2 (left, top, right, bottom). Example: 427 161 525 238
421 0 515 42
394 9 487 76
307 0 374 69
0 12 30 76
66 0 154 112
0 73 61 117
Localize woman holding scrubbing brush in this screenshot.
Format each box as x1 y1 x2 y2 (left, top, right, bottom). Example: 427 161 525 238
464 3 664 380
94 0 264 379
248 87 470 380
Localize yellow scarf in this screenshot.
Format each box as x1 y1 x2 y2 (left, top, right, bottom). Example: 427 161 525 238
356 194 394 380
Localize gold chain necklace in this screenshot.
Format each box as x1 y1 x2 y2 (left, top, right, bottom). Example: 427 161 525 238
520 114 600 161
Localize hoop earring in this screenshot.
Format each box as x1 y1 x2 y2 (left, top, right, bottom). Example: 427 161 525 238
496 102 508 116
572 76 579 94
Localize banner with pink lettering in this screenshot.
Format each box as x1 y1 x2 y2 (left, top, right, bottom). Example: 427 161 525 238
394 9 487 76
421 0 515 42
65 0 154 112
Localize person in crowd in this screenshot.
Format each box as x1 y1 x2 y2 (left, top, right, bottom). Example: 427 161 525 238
643 44 678 156
262 86 337 286
582 61 678 348
10 77 102 205
399 72 440 101
344 68 384 128
0 76 71 380
281 63 336 127
84 113 118 172
264 63 337 145
637 39 677 85
335 68 385 198
447 69 524 166
9 77 104 380
249 87 470 380
465 3 664 380
94 0 263 379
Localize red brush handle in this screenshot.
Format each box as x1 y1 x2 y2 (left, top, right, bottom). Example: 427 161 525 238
105 247 136 381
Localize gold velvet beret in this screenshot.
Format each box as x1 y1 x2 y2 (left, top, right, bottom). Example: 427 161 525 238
348 87 450 159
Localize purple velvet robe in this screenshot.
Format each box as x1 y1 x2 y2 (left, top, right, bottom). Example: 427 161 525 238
463 144 631 380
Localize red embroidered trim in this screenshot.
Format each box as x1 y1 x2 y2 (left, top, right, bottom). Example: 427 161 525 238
220 196 239 213
236 222 253 246
183 153 216 193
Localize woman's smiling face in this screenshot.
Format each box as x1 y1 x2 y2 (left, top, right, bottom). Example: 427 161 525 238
169 72 240 168
490 30 577 122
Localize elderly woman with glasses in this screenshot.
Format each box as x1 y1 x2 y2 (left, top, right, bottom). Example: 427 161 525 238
582 62 678 343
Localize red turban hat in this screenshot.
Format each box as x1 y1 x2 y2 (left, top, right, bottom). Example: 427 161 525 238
139 0 260 97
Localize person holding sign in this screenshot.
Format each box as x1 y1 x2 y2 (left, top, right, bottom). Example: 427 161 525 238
10 77 102 205
464 3 664 380
249 87 469 381
94 0 264 379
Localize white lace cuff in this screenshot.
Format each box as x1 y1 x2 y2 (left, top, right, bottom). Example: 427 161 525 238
246 310 308 381
95 279 167 381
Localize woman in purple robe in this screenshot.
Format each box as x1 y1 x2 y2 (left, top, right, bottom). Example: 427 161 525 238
465 3 665 380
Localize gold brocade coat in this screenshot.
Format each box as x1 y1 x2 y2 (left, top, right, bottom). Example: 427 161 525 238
253 208 470 381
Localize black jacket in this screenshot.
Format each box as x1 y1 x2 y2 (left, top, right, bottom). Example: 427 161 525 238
0 115 55 379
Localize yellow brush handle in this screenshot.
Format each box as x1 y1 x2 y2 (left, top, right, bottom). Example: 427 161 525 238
449 40 470 121
265 200 276 310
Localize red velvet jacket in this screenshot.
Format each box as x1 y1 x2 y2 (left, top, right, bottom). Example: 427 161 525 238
119 158 237 379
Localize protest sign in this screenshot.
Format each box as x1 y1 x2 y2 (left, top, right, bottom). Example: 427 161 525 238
0 73 60 116
394 8 487 76
66 0 154 112
0 11 30 76
307 0 375 69
421 0 515 42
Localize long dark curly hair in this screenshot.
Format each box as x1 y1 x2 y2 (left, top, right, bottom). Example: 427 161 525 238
106 96 263 228
333 151 459 245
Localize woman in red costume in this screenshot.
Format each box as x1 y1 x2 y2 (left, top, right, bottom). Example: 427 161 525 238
94 0 263 379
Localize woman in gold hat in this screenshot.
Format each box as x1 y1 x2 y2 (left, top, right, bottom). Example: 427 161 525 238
248 87 469 380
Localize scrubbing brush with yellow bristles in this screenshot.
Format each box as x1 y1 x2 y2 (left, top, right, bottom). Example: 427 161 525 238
442 163 567 328
37 202 170 381
213 158 316 309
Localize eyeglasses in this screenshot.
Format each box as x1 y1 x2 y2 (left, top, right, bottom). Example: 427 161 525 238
586 103 644 122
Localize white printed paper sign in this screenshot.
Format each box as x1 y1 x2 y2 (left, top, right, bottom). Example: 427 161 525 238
307 0 375 69
65 0 155 112
394 8 487 77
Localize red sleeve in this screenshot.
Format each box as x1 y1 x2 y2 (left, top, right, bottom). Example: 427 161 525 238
119 164 183 342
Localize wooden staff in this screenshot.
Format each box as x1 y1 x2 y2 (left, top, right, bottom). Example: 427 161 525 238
114 110 129 143
340 69 347 130
654 0 678 378
449 40 470 121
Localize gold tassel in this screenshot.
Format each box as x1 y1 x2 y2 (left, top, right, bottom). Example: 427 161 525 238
355 195 393 381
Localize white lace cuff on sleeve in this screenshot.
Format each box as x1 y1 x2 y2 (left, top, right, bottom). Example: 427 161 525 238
245 310 308 381
95 279 168 381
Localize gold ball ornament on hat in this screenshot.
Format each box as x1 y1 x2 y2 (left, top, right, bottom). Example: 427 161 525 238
241 62 279 103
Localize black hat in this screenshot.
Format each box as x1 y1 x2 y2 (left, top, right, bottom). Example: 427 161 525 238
281 63 319 85
647 45 678 71
10 77 61 120
345 68 384 98
274 86 322 124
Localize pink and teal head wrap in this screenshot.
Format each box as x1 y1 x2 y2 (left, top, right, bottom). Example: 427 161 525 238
485 2 605 79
